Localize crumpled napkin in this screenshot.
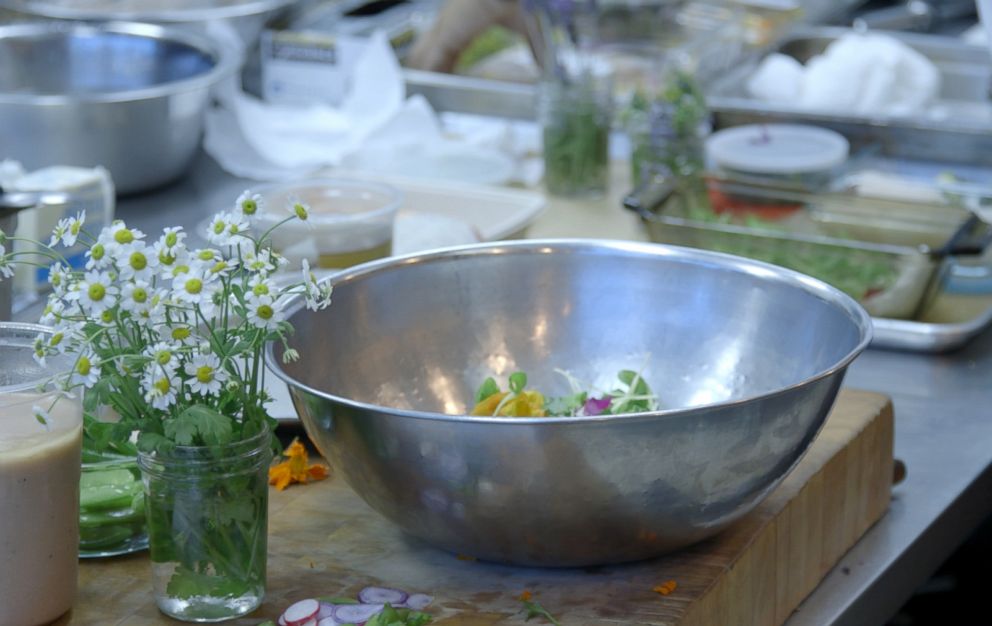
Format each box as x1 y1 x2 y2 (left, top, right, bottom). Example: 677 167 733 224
205 31 405 178
747 33 940 116
204 31 529 186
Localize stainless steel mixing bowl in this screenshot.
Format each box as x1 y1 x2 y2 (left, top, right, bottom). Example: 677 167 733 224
0 21 238 194
269 240 872 567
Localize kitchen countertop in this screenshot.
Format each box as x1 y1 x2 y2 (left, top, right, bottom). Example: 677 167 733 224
104 150 992 625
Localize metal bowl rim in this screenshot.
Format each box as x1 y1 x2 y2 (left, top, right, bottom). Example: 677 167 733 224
4 0 294 22
0 20 241 105
267 238 873 425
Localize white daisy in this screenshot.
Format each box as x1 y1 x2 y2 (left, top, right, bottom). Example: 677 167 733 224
242 248 277 275
117 241 159 281
101 221 145 255
32 333 48 366
173 270 218 315
32 405 51 428
156 227 186 257
47 262 73 297
143 368 180 411
84 242 111 270
246 294 285 331
206 212 250 247
247 275 276 300
70 353 101 388
301 259 333 311
49 210 86 248
184 352 228 396
160 324 198 347
39 298 65 325
234 190 263 219
120 280 153 314
72 270 118 315
144 341 180 372
289 199 310 223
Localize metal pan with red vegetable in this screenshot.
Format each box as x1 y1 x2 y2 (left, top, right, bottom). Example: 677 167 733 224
624 174 992 321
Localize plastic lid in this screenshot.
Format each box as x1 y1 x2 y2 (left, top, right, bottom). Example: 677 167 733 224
706 124 850 175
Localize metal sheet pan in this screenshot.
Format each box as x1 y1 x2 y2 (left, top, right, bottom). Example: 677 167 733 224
873 290 992 352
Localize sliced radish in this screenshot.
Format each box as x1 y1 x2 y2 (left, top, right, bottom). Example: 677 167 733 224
404 593 433 611
279 616 287 626
317 602 338 620
358 586 409 606
333 603 383 623
317 618 340 626
301 620 317 626
284 598 320 626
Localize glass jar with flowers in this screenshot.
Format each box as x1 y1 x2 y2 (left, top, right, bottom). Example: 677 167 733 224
5 191 332 622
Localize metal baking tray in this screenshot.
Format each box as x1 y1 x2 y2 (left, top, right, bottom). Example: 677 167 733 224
624 174 992 352
706 26 992 167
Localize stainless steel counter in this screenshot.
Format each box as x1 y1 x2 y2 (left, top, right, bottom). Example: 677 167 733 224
101 151 992 625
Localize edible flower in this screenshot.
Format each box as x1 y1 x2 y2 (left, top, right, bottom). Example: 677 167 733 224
653 580 678 596
268 438 330 490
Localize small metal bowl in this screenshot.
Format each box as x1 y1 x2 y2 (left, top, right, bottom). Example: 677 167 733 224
270 240 872 566
0 21 238 194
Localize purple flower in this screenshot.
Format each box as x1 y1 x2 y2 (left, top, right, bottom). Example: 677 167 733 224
583 395 612 416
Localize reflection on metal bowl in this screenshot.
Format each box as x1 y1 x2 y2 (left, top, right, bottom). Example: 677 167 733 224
269 239 871 567
0 21 238 194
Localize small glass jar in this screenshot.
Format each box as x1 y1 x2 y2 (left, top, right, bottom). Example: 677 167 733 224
540 74 612 198
79 454 148 558
138 428 272 622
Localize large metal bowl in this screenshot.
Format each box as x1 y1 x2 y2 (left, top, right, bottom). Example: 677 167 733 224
269 240 872 566
0 21 238 194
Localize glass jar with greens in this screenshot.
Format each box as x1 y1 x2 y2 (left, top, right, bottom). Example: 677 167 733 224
622 70 710 208
138 427 271 622
540 72 612 197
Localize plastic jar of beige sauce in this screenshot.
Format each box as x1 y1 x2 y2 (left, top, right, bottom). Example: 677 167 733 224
0 323 82 626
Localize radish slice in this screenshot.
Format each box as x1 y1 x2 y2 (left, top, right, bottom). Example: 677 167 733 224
317 603 336 620
301 620 317 626
404 593 433 611
358 586 408 606
317 618 340 626
279 616 288 626
284 598 320 626
333 603 383 623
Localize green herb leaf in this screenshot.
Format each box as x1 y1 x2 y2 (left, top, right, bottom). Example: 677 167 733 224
544 391 586 417
475 377 501 403
165 565 251 600
508 372 527 395
136 432 174 454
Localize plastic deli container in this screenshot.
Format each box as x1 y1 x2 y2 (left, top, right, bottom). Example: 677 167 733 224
705 124 850 219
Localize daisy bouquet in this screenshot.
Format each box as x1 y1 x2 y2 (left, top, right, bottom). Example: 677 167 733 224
3 190 331 452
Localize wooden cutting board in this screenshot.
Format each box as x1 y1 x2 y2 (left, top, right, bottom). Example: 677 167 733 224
68 389 894 626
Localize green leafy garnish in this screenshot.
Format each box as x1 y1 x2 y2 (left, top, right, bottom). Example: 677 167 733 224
475 377 501 403
508 372 528 394
521 598 561 625
364 603 433 626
